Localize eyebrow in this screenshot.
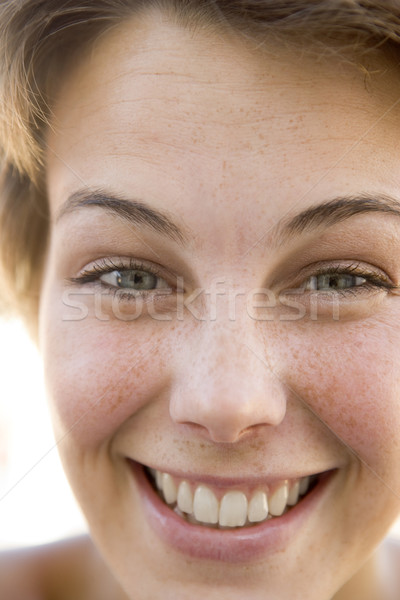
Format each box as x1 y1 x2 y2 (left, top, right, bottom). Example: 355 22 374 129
56 189 400 248
281 194 400 237
55 188 187 244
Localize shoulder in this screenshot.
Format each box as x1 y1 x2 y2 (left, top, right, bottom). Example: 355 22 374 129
0 535 109 600
380 537 400 598
382 536 400 565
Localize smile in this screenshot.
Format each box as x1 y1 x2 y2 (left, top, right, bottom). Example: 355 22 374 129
131 461 337 562
146 467 318 529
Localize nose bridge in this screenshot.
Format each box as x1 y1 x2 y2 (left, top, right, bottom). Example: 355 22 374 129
169 319 287 443
206 324 266 393
201 322 283 413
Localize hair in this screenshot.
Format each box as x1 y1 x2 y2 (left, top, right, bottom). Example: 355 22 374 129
1 0 400 334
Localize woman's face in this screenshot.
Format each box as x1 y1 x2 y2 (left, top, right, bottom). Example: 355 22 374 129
40 12 400 600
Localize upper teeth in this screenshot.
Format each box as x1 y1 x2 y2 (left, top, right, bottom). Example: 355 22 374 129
149 469 314 529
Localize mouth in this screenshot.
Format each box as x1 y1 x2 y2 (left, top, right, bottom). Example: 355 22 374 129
145 466 318 530
130 461 337 562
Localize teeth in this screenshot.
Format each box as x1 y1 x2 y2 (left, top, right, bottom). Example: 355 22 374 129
162 473 177 504
248 491 268 523
177 481 193 514
299 476 310 496
287 480 300 506
193 485 219 524
156 470 163 490
148 469 317 529
268 481 288 516
219 491 248 527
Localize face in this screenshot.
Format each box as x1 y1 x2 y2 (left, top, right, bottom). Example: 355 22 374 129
40 11 400 600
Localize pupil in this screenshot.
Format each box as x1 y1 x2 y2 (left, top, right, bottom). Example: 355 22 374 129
116 270 157 290
319 274 353 290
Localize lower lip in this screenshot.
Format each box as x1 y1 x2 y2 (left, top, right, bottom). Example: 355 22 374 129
129 461 335 563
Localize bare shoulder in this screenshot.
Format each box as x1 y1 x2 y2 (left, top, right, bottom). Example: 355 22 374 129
380 537 400 598
0 535 128 600
382 537 400 565
0 536 94 600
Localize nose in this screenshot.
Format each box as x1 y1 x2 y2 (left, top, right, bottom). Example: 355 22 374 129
169 324 287 443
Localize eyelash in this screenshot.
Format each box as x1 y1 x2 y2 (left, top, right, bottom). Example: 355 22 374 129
67 258 398 301
68 258 171 298
296 262 397 297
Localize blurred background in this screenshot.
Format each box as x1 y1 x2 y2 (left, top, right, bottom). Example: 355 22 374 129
0 315 399 549
0 316 86 550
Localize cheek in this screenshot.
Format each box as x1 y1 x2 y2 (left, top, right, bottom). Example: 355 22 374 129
41 313 176 448
285 315 400 480
41 278 400 486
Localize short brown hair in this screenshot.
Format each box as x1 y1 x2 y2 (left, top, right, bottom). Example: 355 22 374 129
1 0 400 333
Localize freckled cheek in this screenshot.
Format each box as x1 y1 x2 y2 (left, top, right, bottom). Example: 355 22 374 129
287 333 400 474
43 319 173 448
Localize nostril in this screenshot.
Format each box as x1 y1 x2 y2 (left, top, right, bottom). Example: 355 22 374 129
173 420 254 444
172 416 279 444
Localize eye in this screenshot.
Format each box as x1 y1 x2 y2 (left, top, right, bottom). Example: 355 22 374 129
100 269 170 292
302 273 367 292
293 261 398 300
67 257 175 299
276 262 398 322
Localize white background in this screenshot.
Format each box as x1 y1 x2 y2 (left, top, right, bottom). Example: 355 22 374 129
0 316 399 549
0 317 86 549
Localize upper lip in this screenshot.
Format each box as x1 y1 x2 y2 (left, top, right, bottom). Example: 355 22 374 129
140 462 337 488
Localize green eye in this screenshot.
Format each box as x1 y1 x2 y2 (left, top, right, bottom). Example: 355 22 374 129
100 269 169 292
116 270 157 290
304 273 366 291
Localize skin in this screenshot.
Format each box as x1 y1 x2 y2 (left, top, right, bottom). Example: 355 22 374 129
0 536 129 600
36 8 400 600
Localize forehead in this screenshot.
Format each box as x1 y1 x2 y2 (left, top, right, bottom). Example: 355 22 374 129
46 12 400 236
